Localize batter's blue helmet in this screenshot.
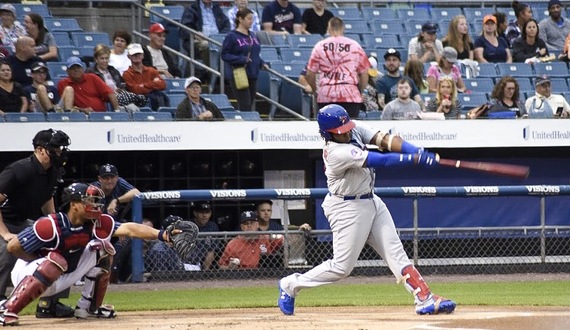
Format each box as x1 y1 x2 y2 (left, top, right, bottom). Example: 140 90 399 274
317 104 355 141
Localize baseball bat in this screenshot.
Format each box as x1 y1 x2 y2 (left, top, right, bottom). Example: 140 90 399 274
438 158 530 179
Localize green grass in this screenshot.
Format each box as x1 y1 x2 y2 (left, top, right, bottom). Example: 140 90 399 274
20 281 570 315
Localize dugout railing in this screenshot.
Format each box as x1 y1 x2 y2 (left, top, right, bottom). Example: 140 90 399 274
128 185 570 283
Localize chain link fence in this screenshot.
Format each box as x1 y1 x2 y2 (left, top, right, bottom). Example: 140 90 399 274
111 226 570 283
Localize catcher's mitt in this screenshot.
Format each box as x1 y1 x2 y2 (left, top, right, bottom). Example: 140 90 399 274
166 220 199 261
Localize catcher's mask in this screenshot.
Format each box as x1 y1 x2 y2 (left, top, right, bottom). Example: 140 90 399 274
62 183 105 219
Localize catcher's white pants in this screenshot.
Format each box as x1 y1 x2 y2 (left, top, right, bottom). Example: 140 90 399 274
11 240 103 298
281 194 412 297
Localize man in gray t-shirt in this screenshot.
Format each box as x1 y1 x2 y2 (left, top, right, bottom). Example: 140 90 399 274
381 79 421 120
538 1 570 51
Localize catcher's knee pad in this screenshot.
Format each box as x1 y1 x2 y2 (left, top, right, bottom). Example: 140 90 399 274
4 252 68 316
400 265 431 301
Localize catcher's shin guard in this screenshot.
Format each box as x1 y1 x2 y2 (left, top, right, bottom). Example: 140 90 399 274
2 252 67 326
75 252 115 318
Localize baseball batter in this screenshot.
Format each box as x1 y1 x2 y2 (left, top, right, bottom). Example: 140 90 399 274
0 183 184 326
278 104 456 316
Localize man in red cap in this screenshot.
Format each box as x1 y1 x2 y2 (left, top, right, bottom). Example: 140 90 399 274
142 23 181 78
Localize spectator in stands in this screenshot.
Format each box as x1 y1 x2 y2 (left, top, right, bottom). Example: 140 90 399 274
222 8 268 111
474 15 512 63
109 30 132 75
525 75 570 118
58 56 121 113
188 201 220 270
123 43 170 111
142 23 182 79
442 15 474 60
408 22 443 64
381 79 422 120
255 200 283 231
404 59 429 95
92 163 141 221
306 17 369 118
218 211 283 270
0 45 8 58
512 19 549 63
261 0 303 35
301 0 334 35
0 60 28 114
180 0 230 69
506 1 533 47
5 36 41 87
0 4 26 53
425 77 461 119
363 56 381 111
539 0 570 51
23 13 58 62
24 61 69 113
559 32 570 61
175 76 223 120
227 0 261 32
494 11 510 48
375 48 424 111
87 44 147 112
487 76 526 118
426 47 466 93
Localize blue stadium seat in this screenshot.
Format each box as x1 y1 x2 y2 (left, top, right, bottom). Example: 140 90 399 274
288 34 323 48
342 20 371 36
236 111 262 121
457 93 488 109
14 4 51 19
474 63 498 78
496 63 534 78
463 8 486 21
4 113 46 122
551 78 569 93
71 32 111 48
361 7 398 21
328 7 362 20
202 94 235 111
270 63 306 78
344 33 362 44
533 62 569 78
278 80 311 118
51 32 74 47
164 78 187 94
430 8 463 21
516 78 534 94
362 35 401 49
280 48 312 64
370 20 406 35
260 47 281 63
139 107 153 112
357 111 367 119
58 47 92 62
149 5 185 23
44 18 82 32
270 34 291 47
166 94 187 107
89 112 130 122
364 111 381 120
132 112 173 121
46 62 69 78
157 107 177 115
46 112 88 122
0 116 4 123
396 8 431 21
464 78 495 93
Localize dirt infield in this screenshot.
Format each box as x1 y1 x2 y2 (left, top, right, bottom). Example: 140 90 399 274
14 306 570 329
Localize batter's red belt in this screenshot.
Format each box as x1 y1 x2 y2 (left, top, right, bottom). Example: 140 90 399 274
330 192 373 200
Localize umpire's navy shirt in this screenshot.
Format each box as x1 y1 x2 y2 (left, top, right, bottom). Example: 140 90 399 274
0 155 58 225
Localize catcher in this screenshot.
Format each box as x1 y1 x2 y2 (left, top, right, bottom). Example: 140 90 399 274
0 183 198 326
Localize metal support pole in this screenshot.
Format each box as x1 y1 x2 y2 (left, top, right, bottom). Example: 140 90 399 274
412 198 419 265
540 196 546 263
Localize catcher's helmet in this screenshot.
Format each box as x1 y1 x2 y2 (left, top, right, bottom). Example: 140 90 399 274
62 183 105 219
163 215 183 229
317 104 355 141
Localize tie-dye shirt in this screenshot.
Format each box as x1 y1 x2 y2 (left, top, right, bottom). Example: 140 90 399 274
307 36 369 103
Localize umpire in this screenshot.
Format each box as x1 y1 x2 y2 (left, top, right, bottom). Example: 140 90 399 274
0 129 73 318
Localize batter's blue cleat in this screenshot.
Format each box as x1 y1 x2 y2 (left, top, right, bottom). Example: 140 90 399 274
277 281 295 315
415 294 456 315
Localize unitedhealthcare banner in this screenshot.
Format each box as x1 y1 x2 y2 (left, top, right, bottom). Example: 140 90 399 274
2 119 570 151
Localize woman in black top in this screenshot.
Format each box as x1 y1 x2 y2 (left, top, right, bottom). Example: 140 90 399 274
512 19 548 62
0 60 27 114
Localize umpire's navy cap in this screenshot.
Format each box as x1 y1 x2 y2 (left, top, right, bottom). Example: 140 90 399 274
99 164 118 177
